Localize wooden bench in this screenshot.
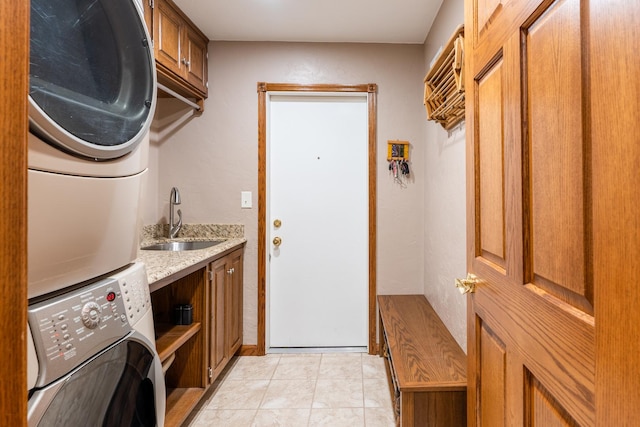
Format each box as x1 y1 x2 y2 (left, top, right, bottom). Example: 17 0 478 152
378 295 467 427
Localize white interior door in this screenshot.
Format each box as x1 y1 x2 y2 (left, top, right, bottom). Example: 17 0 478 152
268 93 369 349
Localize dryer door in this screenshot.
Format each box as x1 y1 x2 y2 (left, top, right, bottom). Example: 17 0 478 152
29 0 156 160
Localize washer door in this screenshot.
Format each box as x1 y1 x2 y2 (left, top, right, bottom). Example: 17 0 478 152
28 336 163 427
29 0 156 160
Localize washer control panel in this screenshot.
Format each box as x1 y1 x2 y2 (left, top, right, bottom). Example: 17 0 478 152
28 276 131 388
109 262 151 328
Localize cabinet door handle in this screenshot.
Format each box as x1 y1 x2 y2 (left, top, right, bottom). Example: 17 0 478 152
181 58 190 67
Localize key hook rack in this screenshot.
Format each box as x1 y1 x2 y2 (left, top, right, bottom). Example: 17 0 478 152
387 140 411 185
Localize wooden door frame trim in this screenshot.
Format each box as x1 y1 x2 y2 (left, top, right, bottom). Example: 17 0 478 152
257 82 378 355
2 0 29 423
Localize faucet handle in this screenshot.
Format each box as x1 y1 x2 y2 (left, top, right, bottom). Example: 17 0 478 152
176 209 182 227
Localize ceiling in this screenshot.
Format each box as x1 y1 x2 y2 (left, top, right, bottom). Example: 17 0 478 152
173 0 444 44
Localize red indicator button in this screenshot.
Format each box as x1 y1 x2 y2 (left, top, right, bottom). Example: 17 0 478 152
106 292 116 302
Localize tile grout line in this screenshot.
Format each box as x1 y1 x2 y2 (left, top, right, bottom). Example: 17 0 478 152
306 357 320 427
254 355 280 419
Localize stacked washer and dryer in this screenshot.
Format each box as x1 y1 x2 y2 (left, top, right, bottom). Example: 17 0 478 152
26 0 165 425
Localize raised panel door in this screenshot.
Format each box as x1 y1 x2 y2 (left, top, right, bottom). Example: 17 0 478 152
465 0 596 425
184 28 208 95
209 257 227 381
227 250 243 356
154 0 184 78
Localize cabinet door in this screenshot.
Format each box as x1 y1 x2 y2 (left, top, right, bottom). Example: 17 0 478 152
143 0 153 42
154 0 185 78
209 257 228 381
184 28 208 95
227 249 243 356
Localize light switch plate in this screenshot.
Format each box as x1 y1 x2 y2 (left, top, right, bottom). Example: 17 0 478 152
241 191 252 209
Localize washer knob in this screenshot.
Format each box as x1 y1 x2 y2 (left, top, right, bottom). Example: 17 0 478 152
81 302 102 329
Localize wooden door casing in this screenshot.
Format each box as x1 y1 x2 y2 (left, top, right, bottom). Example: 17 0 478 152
1 0 28 425
256 83 378 355
465 0 596 425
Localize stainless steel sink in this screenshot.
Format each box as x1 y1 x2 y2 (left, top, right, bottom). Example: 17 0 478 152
141 240 224 251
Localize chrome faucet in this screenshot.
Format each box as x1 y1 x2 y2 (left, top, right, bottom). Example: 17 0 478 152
169 187 182 238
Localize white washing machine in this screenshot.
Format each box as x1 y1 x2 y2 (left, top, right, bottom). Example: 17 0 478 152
27 263 165 427
28 0 157 299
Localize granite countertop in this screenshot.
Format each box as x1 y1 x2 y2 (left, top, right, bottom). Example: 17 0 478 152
137 224 247 285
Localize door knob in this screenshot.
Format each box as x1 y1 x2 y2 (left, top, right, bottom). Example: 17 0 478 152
455 273 478 294
273 237 282 247
273 219 282 228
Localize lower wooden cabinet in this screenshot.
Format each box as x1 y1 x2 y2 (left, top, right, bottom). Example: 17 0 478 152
208 248 244 382
149 245 244 427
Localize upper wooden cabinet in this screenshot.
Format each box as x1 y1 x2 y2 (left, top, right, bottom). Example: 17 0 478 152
144 0 208 107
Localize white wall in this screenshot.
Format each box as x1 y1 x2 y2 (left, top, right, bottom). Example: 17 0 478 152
422 0 468 352
145 42 427 345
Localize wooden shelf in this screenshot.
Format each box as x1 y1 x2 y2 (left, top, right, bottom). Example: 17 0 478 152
165 387 206 427
155 322 202 363
424 25 465 130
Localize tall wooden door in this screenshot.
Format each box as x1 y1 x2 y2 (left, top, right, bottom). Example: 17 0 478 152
465 0 640 425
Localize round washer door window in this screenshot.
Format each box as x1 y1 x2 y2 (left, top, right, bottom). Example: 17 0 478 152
29 340 159 427
29 0 156 160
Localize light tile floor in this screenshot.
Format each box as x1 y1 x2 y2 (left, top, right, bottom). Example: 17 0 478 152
185 353 396 427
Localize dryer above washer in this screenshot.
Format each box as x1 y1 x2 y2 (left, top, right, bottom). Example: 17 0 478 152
29 0 156 161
